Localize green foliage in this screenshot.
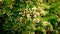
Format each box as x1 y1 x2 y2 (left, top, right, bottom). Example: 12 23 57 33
4 0 12 5
0 0 60 34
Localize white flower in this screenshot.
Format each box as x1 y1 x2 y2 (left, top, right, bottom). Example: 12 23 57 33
50 25 53 31
27 14 31 18
42 21 53 31
33 18 36 23
19 12 23 15
30 32 35 34
34 14 37 18
42 21 50 26
36 18 41 23
41 29 46 34
42 29 46 32
25 8 30 13
36 12 40 16
27 26 31 29
40 9 46 16
33 18 41 23
32 6 37 10
19 17 23 22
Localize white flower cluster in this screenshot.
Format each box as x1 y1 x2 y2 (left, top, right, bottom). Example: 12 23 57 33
23 6 46 23
42 21 53 31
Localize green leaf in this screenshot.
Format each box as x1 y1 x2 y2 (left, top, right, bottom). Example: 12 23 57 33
37 26 42 30
28 4 33 8
4 0 12 5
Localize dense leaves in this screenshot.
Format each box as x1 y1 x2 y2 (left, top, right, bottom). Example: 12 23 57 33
0 0 60 34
